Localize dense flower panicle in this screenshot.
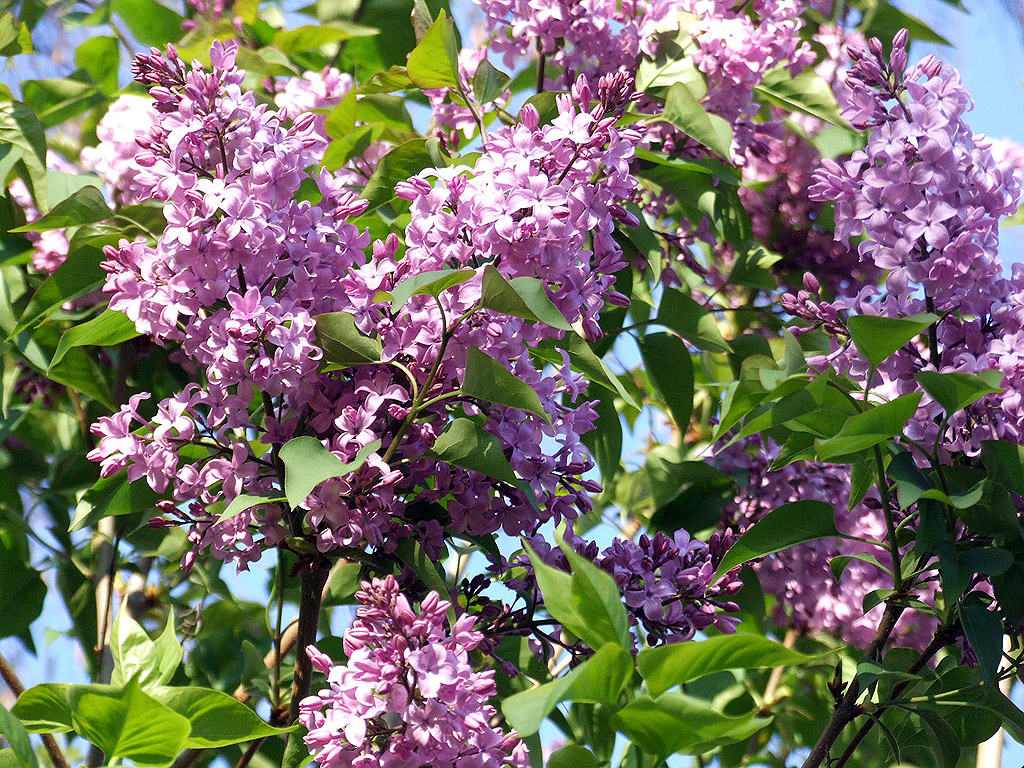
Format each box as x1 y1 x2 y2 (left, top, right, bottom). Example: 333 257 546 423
80 95 159 205
809 32 1021 316
299 576 529 768
89 44 642 569
503 528 742 646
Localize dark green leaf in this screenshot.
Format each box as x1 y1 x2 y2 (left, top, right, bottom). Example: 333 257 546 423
916 369 1003 416
655 288 731 352
50 309 139 368
428 417 518 484
70 471 161 532
846 312 938 368
462 346 550 421
361 138 444 209
980 439 1024 496
918 710 960 768
314 311 382 366
279 437 381 508
713 499 837 580
0 527 47 639
472 59 509 104
960 599 1003 687
638 332 693 429
479 265 570 330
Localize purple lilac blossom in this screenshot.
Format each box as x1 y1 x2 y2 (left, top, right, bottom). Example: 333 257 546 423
88 42 642 571
299 576 529 768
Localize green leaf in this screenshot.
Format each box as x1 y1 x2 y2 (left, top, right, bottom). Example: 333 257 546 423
70 471 161 532
479 265 570 330
637 634 829 697
524 541 629 651
754 67 850 128
69 681 191 767
660 80 733 158
217 494 280 523
273 23 376 57
111 611 181 690
361 138 444 209
462 347 550 421
0 102 46 209
151 686 289 749
960 600 1003 687
0 15 33 56
11 244 107 337
111 0 183 47
980 440 1024 496
863 0 950 47
916 370 1003 416
611 693 770 759
0 703 37 768
534 332 639 409
580 393 621 481
278 437 381 508
918 710 961 768
75 36 119 92
429 417 518 484
50 309 139 368
0 527 46 640
559 540 631 649
714 499 838 580
387 267 475 310
405 10 460 90
546 745 598 768
815 393 923 461
501 643 633 736
12 684 73 733
314 311 383 366
638 333 693 429
472 58 509 104
846 312 938 368
655 288 731 352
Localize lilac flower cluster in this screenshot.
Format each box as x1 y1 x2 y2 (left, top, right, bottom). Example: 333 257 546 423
504 528 742 646
810 31 1021 316
88 43 642 570
299 576 529 768
80 95 159 206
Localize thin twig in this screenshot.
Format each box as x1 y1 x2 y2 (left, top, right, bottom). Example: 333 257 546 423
0 652 71 768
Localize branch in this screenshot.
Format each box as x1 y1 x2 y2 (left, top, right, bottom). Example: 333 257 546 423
0 652 71 768
288 557 331 724
799 602 904 768
833 630 952 768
